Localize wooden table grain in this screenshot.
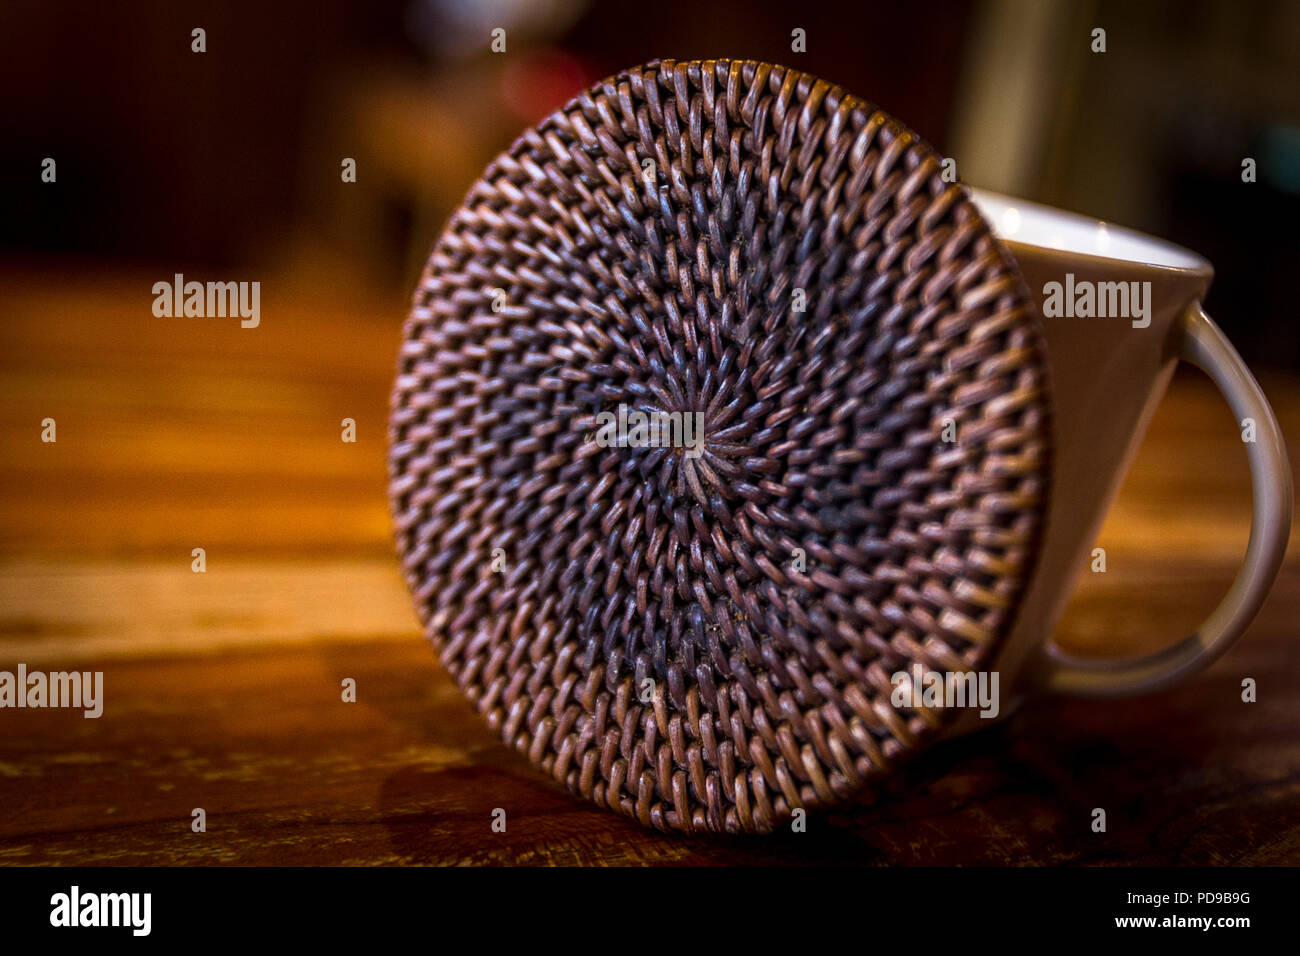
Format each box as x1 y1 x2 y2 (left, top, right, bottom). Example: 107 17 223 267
1 268 1297 865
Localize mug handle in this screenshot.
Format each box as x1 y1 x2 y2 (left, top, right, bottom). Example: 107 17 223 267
1033 304 1292 697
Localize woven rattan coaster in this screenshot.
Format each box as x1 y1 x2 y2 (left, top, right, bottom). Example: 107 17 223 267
389 58 1052 833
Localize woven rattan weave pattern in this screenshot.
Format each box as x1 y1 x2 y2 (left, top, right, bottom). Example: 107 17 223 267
389 58 1052 833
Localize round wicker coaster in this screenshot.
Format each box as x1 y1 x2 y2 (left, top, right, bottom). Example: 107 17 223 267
389 58 1052 834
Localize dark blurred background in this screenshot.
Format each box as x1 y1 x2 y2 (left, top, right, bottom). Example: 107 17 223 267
3 0 1300 366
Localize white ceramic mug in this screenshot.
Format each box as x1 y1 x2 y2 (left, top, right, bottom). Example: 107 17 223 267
947 188 1292 728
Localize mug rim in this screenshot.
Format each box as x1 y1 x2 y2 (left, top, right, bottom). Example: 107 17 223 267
969 187 1214 278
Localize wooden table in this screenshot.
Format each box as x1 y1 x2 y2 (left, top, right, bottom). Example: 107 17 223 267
1 267 1297 865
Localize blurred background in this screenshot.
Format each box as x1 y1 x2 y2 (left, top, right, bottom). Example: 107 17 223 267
5 0 1300 364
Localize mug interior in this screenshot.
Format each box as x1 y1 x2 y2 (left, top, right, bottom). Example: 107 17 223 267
969 188 1210 272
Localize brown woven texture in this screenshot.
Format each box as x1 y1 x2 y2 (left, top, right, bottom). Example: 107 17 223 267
389 58 1052 833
